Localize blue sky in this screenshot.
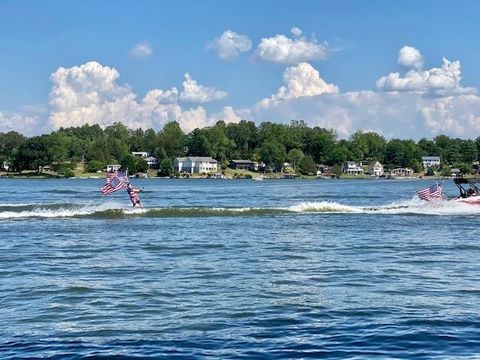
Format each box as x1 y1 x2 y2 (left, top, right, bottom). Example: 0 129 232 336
1 0 480 138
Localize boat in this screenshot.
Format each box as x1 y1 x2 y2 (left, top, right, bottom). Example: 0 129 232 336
452 178 480 205
210 173 226 179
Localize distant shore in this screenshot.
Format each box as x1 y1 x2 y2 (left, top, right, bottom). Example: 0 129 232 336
0 170 453 181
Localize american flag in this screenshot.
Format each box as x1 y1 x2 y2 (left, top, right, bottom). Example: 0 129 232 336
416 183 443 201
101 170 128 195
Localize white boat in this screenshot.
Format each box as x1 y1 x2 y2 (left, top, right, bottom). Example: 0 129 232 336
452 178 480 205
210 173 226 179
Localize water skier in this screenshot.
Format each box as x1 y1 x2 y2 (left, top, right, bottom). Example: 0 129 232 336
127 182 142 207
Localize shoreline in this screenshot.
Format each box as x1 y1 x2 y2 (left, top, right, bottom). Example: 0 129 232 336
0 172 451 181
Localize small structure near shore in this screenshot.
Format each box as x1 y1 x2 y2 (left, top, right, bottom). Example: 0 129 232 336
391 167 414 177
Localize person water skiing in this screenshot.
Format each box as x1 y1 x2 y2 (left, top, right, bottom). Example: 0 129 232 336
126 182 142 207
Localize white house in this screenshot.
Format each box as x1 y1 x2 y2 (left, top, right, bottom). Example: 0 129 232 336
391 167 414 177
145 156 158 168
422 156 441 169
131 151 158 169
343 161 364 175
106 164 121 172
368 161 384 176
132 151 149 158
451 168 462 177
174 157 218 174
1 161 9 171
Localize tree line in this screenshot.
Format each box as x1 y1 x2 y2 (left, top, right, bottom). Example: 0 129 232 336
0 120 479 176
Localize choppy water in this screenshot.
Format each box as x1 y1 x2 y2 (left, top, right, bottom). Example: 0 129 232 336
2 178 480 359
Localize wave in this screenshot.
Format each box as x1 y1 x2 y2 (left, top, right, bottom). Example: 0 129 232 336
1 199 480 220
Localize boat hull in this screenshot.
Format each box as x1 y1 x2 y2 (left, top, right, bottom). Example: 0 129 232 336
453 196 480 205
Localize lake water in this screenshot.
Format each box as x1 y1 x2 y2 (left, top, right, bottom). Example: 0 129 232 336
2 178 480 359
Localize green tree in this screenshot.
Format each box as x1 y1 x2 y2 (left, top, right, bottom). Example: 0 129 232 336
158 121 185 158
441 166 451 177
459 140 477 163
258 140 287 170
121 154 137 174
0 131 26 169
202 121 231 162
104 122 130 144
158 159 174 177
453 162 472 175
418 138 439 156
350 131 386 162
385 139 421 168
135 157 149 173
14 135 53 172
326 140 351 165
434 135 460 164
298 155 317 175
284 120 308 152
85 138 111 164
226 120 258 159
305 127 337 163
85 160 105 173
186 129 212 157
129 128 145 151
287 148 304 171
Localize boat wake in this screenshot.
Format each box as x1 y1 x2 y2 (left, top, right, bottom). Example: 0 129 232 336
1 198 480 220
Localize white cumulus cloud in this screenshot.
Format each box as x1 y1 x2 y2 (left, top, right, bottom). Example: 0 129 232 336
255 30 329 64
258 62 338 107
130 42 153 58
377 50 475 95
290 27 303 38
251 90 480 139
0 111 41 136
11 47 480 140
179 73 227 103
207 30 252 61
48 61 233 132
398 46 424 69
248 60 480 139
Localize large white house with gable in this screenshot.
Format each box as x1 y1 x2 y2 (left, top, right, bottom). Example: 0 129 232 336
174 157 218 174
422 156 441 169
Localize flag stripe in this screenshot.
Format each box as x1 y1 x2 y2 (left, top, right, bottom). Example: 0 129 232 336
416 184 442 201
101 170 128 195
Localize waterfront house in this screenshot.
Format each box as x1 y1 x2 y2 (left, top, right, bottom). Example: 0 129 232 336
132 151 149 158
343 161 364 175
472 161 480 174
317 164 330 174
1 161 9 172
174 156 218 174
230 160 257 171
368 161 384 176
145 156 158 169
132 151 158 169
391 167 414 177
422 156 441 169
451 168 462 177
107 164 121 172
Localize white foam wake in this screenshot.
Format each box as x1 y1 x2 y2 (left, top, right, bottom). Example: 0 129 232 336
0 201 124 219
286 201 360 213
364 198 480 216
2 198 480 219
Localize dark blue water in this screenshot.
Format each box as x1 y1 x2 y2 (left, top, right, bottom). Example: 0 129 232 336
2 178 480 359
